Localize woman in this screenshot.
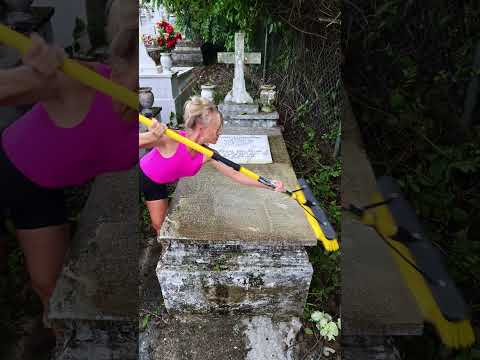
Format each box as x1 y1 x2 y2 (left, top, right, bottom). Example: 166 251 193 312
139 96 285 233
0 0 138 324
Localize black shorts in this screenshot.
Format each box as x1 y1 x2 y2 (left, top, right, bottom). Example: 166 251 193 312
0 138 67 230
140 169 169 201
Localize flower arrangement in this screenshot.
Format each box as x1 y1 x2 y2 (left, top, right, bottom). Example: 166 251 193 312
142 34 156 47
155 20 182 52
141 20 182 52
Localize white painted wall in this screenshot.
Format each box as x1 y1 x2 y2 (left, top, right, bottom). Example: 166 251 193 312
32 0 87 47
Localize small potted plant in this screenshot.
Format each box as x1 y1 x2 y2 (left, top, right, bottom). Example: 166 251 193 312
155 20 182 73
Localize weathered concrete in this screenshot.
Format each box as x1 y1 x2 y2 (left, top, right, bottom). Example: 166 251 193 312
160 127 316 247
219 102 260 116
171 40 203 66
341 95 423 337
139 242 316 360
218 102 278 128
157 241 312 315
52 320 137 360
342 336 401 360
161 164 315 246
228 112 279 128
140 314 305 360
48 167 139 359
157 123 317 318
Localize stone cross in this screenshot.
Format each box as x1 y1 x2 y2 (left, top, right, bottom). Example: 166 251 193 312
218 33 261 104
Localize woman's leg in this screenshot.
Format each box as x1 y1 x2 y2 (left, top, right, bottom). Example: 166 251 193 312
145 199 169 233
16 224 69 311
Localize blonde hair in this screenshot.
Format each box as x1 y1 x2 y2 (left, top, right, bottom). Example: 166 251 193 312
106 0 138 64
183 96 223 129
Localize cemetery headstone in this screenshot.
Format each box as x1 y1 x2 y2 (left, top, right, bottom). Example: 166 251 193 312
208 135 273 164
217 32 279 127
217 33 260 104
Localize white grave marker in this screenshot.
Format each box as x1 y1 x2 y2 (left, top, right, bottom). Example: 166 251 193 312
217 33 261 104
209 135 272 164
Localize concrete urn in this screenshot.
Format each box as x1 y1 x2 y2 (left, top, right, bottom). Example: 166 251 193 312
259 84 277 113
160 52 173 73
139 87 155 111
200 84 216 103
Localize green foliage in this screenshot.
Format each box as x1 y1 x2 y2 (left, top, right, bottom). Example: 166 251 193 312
161 0 268 49
306 249 340 309
298 114 341 227
346 0 480 354
310 311 341 342
286 101 341 317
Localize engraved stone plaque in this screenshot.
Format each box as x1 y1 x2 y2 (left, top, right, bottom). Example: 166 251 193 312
209 135 272 164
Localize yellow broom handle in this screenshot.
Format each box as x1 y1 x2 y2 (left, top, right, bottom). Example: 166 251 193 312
0 24 339 251
0 24 252 178
0 24 138 110
0 24 215 158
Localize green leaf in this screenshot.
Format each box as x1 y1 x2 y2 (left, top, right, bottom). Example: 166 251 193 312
141 314 151 330
390 92 406 110
304 327 314 335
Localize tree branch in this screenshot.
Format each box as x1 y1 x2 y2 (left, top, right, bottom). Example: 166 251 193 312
279 15 327 39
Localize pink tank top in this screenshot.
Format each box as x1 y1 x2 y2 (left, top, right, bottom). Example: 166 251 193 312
1 64 138 188
140 130 204 184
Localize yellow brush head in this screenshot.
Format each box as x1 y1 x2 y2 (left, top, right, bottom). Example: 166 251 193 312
367 191 475 349
293 185 339 252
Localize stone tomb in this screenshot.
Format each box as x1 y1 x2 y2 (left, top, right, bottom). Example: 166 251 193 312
139 28 195 125
157 126 316 316
48 168 139 359
171 39 204 66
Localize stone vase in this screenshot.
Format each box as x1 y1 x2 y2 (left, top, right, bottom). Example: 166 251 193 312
139 87 154 111
200 84 216 103
160 52 173 73
259 85 277 113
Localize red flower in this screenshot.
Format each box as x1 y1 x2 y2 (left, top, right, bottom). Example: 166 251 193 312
166 24 174 34
175 33 182 40
158 38 164 46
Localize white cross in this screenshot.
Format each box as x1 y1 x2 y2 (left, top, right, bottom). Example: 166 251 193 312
217 33 261 104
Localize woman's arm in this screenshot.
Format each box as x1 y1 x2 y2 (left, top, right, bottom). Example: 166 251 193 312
139 118 168 149
139 131 162 148
208 158 285 191
0 33 73 106
0 65 61 106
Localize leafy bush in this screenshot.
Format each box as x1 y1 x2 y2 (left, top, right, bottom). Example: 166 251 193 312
160 0 267 50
